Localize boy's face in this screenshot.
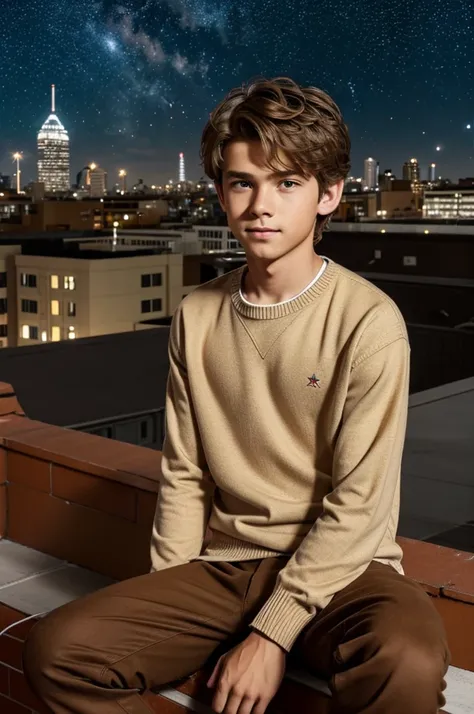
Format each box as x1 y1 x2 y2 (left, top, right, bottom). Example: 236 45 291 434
215 139 342 263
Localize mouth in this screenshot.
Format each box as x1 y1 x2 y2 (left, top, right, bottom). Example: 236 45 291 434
245 228 280 235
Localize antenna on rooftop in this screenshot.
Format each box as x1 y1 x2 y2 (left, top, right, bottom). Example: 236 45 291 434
51 84 56 113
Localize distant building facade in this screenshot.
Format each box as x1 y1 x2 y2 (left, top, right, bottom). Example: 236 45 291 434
12 251 183 346
89 167 107 197
423 188 474 219
364 158 379 190
37 85 70 193
403 158 420 183
0 175 11 190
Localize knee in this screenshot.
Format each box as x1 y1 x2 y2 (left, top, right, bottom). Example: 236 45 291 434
380 633 448 689
23 611 65 692
23 607 96 694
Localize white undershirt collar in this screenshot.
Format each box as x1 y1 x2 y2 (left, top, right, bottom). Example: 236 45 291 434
239 256 329 308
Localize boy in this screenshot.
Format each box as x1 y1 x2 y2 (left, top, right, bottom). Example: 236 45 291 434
24 76 449 714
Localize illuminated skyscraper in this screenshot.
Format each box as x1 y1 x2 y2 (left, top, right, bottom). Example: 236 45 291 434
179 152 186 182
402 158 420 183
89 166 107 197
37 84 70 193
363 157 379 190
428 163 436 182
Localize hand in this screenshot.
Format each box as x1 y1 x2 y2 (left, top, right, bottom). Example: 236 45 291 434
207 631 286 714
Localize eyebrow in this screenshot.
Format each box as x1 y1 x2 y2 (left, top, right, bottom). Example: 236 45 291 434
225 170 302 180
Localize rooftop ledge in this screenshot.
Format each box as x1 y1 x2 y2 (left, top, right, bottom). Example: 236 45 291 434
0 382 472 713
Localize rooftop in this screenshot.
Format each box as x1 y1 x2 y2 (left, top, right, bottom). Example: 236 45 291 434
401 377 474 552
0 329 170 427
0 389 471 713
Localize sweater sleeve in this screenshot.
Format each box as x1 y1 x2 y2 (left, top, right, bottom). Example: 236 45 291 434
150 305 215 572
250 326 410 652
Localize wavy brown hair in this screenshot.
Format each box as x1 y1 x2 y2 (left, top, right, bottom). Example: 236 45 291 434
200 76 351 244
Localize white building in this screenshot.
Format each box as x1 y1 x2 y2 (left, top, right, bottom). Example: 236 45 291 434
364 158 379 190
37 85 70 193
423 189 474 219
118 226 241 254
89 167 107 197
179 152 186 182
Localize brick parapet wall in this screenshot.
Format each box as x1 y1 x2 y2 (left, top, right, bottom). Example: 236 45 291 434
0 382 471 712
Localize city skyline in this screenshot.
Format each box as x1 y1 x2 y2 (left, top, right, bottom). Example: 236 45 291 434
0 0 473 186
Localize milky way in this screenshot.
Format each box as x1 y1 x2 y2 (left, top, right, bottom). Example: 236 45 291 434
0 0 472 184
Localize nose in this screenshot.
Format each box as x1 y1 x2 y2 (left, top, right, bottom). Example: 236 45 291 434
249 186 275 219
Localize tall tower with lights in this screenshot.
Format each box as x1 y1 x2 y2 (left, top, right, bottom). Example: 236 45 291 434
363 157 378 190
179 152 186 182
37 84 70 193
402 158 420 182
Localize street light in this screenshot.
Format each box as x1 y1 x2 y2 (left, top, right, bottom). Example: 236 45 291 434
119 169 127 193
112 220 119 248
12 152 22 194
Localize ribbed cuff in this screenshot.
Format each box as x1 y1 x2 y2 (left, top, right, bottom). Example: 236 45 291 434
249 584 315 652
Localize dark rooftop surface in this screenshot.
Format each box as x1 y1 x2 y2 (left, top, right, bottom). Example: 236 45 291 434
0 328 170 426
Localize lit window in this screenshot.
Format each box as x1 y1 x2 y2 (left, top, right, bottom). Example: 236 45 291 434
41 330 48 342
21 325 30 339
51 326 61 341
64 276 75 290
51 275 59 289
68 326 76 340
67 301 76 317
51 300 60 315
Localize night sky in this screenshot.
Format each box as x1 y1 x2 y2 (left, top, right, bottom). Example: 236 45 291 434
0 0 473 187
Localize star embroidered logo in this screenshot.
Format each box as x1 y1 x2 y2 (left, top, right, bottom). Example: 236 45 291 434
307 373 321 388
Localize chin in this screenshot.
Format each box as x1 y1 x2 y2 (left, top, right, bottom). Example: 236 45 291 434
244 247 288 264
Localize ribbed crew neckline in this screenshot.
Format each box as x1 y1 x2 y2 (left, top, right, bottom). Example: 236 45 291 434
230 258 338 320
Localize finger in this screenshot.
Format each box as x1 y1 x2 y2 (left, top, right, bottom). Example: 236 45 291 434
207 657 222 688
251 698 270 714
236 695 257 714
222 691 243 714
212 682 230 713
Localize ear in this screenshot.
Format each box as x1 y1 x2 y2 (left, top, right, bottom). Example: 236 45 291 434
317 179 344 216
215 181 227 212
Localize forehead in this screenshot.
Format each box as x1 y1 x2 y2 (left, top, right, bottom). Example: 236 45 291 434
222 139 300 177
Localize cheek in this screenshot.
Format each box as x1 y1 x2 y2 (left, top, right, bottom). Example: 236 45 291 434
226 195 247 217
289 195 318 222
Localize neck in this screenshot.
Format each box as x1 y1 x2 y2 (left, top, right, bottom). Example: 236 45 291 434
243 248 324 306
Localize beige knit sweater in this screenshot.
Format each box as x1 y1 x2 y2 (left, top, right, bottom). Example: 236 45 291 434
151 258 410 651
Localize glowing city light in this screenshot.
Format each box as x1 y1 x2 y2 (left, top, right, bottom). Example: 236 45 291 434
12 152 22 193
119 169 127 192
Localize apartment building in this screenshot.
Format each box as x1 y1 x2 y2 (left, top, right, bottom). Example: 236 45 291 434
12 251 183 346
0 245 21 348
423 188 474 219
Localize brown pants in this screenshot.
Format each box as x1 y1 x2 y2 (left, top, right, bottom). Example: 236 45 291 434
23 557 450 714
